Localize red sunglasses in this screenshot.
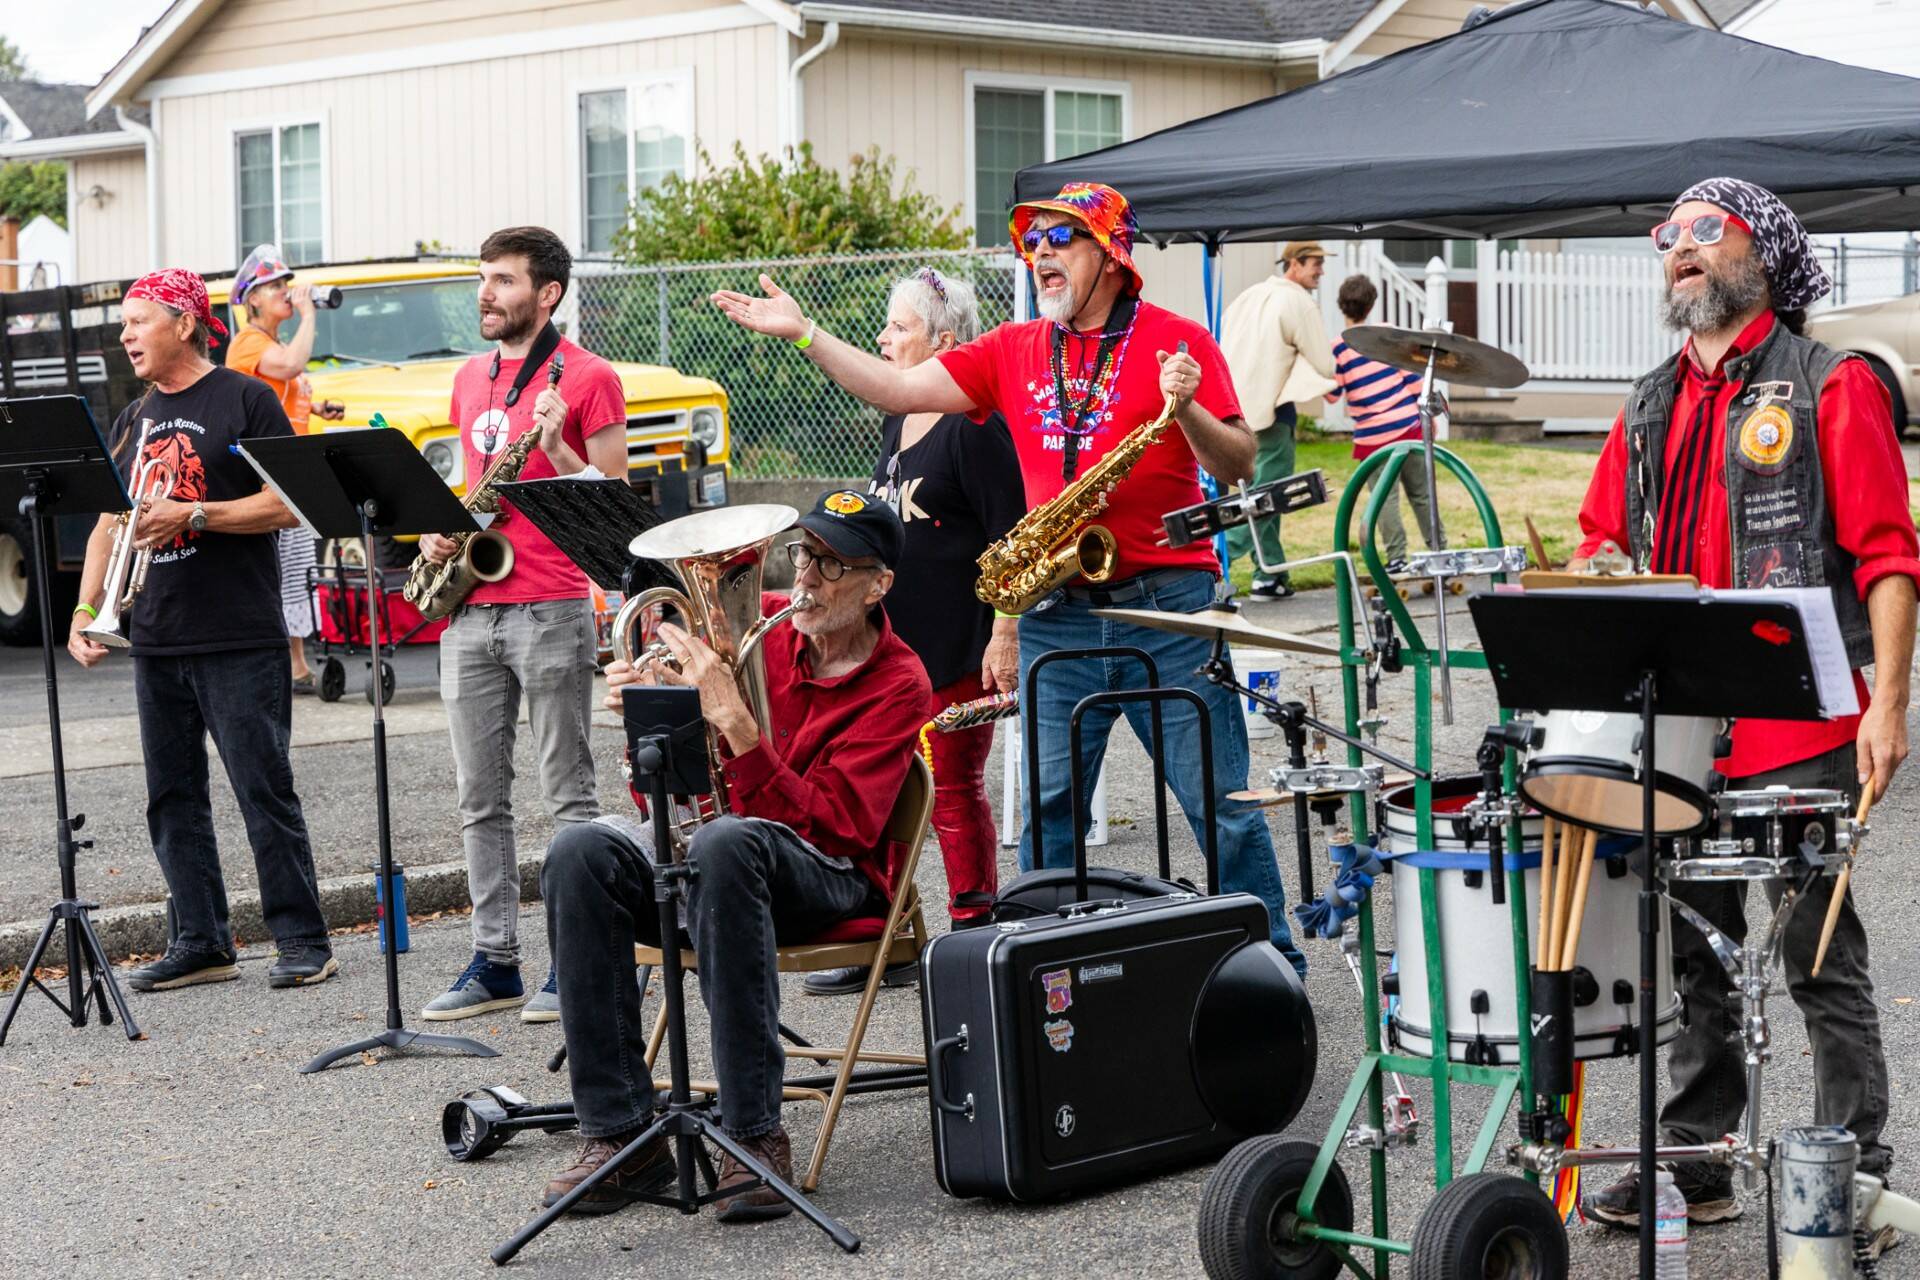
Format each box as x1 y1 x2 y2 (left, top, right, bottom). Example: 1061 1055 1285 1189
1650 212 1753 254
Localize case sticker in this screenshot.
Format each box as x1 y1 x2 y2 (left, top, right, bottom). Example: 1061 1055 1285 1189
1042 968 1073 1013
1044 1018 1075 1053
1078 961 1124 984
1055 1104 1077 1138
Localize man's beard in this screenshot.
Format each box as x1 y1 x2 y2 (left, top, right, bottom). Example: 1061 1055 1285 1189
482 298 538 345
791 588 866 639
1659 252 1768 335
1035 259 1081 324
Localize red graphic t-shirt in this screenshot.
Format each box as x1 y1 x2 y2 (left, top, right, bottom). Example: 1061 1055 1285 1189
936 300 1239 580
448 336 627 604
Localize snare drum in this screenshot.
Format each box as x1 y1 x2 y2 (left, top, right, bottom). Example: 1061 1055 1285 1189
1380 778 1681 1064
1521 710 1725 837
1667 787 1850 882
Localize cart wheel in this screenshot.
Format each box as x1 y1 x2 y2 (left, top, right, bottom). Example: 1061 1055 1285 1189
319 659 346 702
1197 1137 1353 1280
441 1090 512 1161
1409 1172 1567 1280
366 661 397 706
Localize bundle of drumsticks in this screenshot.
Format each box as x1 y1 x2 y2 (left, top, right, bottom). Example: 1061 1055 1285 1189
1535 816 1596 974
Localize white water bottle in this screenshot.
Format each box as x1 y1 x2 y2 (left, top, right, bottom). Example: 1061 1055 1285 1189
1653 1169 1689 1278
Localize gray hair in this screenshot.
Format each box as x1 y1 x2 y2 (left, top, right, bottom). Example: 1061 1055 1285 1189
887 266 982 345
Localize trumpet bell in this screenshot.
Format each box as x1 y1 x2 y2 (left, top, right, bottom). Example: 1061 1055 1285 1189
79 611 132 649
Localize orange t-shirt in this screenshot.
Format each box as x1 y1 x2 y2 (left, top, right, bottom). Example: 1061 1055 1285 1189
224 326 312 433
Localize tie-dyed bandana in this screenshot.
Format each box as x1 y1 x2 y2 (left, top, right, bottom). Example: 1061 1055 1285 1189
126 268 230 339
1671 177 1832 311
1009 182 1145 296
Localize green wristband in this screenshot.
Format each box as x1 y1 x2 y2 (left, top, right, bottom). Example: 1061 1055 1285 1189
74 602 98 621
994 609 1019 620
792 319 817 350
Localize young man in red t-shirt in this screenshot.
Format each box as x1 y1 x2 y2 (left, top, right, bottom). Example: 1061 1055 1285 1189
713 183 1306 974
414 226 629 1023
1570 179 1918 1237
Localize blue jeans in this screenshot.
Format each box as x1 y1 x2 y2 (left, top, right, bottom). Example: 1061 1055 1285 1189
134 648 329 956
1017 569 1304 973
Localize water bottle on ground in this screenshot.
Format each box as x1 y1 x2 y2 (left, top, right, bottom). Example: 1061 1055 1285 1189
1653 1168 1689 1279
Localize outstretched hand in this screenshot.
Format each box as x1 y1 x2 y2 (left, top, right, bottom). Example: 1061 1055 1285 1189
710 274 809 342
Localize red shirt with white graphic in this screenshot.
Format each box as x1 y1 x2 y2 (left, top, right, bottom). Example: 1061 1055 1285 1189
448 335 627 604
936 299 1240 580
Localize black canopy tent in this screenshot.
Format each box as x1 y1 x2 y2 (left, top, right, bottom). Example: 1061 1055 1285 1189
1012 0 1920 246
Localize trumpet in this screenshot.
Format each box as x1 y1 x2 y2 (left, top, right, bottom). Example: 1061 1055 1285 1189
81 418 175 650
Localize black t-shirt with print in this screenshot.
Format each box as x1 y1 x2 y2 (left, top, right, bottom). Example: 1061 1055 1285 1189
867 411 1025 690
107 365 293 656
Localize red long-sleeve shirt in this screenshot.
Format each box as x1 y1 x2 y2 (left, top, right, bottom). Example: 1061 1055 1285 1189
1576 311 1920 776
708 595 931 898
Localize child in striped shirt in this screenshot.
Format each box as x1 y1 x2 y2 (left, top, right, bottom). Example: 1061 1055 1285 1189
1326 274 1445 570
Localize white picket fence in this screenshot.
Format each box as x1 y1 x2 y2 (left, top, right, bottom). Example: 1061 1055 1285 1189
1480 249 1669 381
1319 241 1433 338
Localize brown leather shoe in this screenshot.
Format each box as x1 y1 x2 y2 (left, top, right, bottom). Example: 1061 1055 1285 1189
541 1130 675 1215
712 1126 796 1223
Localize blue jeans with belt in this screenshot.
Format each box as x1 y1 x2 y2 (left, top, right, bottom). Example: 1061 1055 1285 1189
1016 568 1305 974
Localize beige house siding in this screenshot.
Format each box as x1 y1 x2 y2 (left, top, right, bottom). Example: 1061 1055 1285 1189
801 31 1283 323
71 150 149 281
161 0 740 79
150 19 783 269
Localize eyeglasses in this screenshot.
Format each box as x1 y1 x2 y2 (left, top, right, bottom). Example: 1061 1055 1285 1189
1650 212 1753 254
787 542 878 582
1021 225 1094 255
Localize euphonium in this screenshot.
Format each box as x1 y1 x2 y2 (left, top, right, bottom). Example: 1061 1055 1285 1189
610 504 811 823
975 353 1186 615
82 418 176 650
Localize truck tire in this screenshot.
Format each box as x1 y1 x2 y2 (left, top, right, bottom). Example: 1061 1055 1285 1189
0 519 77 646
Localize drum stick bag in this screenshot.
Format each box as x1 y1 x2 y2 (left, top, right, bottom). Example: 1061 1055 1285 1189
1530 968 1576 1096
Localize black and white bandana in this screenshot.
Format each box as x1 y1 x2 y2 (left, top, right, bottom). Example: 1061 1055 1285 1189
1671 177 1832 311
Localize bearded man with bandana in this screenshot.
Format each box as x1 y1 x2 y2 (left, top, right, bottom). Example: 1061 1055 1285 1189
1574 179 1920 1244
711 183 1307 977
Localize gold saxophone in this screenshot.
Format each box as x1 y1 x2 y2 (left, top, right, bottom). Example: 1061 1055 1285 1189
401 426 542 621
975 363 1184 615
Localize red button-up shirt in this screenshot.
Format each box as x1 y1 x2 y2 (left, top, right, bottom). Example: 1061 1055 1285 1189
1576 311 1920 776
708 595 931 898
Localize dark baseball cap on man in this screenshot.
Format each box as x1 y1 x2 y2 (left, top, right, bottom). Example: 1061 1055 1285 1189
796 489 905 570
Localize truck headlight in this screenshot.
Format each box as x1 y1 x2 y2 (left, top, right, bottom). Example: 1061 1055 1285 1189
689 407 723 451
424 440 462 485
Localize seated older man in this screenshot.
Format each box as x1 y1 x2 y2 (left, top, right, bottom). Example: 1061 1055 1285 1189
539 490 928 1221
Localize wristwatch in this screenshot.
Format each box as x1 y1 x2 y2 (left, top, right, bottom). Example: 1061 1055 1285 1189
188 502 208 533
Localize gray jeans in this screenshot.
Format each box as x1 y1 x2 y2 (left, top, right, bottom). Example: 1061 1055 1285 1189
1662 743 1892 1178
1368 459 1445 563
441 599 600 965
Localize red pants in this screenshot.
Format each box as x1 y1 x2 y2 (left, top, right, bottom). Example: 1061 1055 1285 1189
929 673 999 921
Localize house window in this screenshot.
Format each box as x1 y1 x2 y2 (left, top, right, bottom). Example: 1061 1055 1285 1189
234 122 323 265
579 76 692 255
972 82 1126 248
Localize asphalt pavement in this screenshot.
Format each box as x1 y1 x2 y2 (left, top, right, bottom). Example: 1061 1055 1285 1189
4 592 1920 1277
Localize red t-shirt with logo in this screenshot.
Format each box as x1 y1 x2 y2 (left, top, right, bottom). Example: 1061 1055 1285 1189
936 300 1239 580
448 336 627 604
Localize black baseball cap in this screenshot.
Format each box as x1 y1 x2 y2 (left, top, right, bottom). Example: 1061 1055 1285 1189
796 489 905 570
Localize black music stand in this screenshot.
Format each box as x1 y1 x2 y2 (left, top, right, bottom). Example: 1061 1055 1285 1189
237 429 498 1073
491 685 859 1264
1470 588 1827 1275
0 395 140 1046
490 477 677 597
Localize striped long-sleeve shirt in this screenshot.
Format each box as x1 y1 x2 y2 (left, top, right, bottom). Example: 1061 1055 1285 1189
1331 335 1422 457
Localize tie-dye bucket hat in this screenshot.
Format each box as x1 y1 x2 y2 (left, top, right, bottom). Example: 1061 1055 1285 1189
1009 182 1144 296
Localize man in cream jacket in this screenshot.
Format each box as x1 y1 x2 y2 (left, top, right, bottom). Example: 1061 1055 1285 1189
1220 243 1337 599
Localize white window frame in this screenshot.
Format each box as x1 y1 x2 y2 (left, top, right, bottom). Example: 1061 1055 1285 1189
564 69 696 258
963 71 1132 243
226 111 330 266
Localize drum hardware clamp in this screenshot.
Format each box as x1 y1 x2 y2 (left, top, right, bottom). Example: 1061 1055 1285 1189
1269 762 1387 797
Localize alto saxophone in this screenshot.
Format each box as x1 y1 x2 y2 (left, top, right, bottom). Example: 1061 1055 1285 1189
402 352 563 621
975 345 1186 615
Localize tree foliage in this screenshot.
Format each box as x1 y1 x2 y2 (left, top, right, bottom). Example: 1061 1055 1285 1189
0 38 31 81
612 143 967 264
0 161 67 228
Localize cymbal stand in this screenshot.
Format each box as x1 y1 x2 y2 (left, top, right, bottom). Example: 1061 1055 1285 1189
1415 342 1452 723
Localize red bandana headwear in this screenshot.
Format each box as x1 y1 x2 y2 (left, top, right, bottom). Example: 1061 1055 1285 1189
126 268 229 340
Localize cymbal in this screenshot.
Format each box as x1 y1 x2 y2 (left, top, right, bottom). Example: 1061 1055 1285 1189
1090 607 1341 657
1340 325 1531 390
1230 775 1414 808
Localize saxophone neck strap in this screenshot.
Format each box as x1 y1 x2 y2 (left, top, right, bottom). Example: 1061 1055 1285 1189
1051 294 1137 483
488 321 564 409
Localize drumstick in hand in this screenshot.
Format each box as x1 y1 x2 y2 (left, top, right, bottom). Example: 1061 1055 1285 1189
1812 787 1874 978
1538 816 1558 971
1559 827 1598 973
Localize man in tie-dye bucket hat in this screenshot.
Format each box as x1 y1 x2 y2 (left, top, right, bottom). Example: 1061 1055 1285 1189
712 185 1311 976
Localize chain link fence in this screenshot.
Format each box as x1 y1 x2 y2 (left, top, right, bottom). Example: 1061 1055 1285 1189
1813 238 1920 309
572 247 1020 479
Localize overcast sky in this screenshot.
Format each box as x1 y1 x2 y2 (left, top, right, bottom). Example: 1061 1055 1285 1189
9 0 173 86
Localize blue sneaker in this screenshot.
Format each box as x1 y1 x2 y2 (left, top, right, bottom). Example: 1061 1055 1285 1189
420 952 524 1021
521 967 560 1023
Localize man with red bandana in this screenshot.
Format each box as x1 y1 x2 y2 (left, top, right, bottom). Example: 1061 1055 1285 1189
1573 179 1919 1247
67 269 336 993
713 183 1306 976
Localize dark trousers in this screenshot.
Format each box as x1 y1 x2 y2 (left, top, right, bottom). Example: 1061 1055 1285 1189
1662 743 1892 1177
134 649 329 955
544 815 878 1139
